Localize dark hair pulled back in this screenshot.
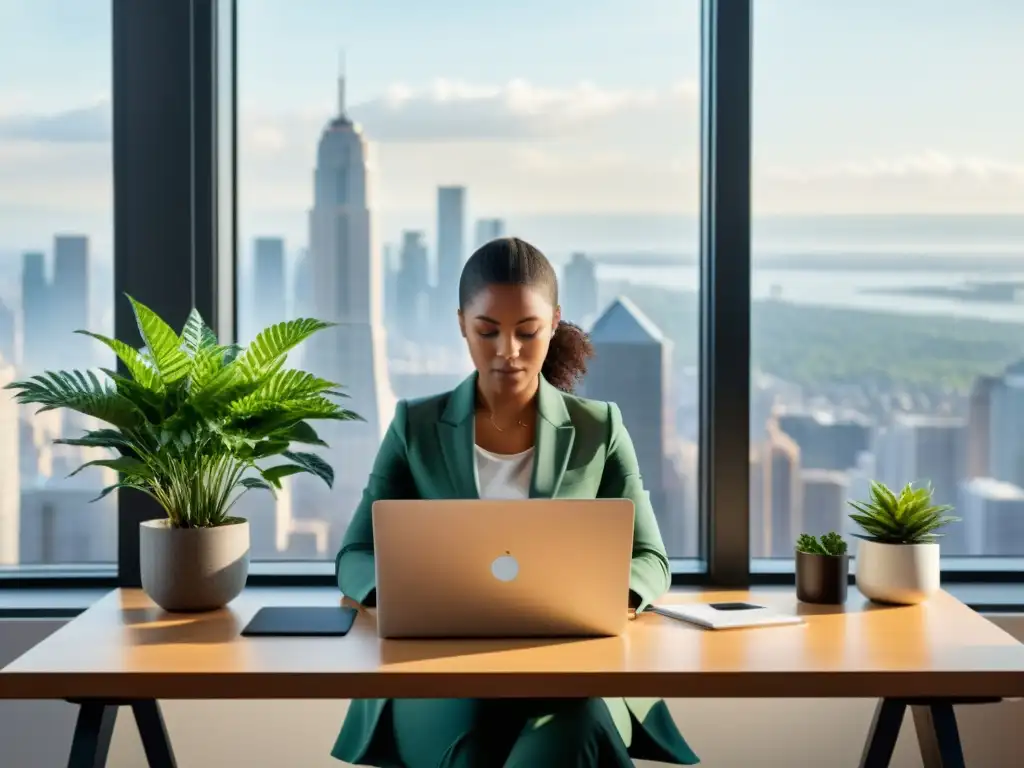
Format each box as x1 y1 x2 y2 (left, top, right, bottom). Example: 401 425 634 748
458 236 594 392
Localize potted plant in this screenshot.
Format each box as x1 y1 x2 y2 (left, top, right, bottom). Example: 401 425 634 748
795 531 849 605
847 481 959 605
5 295 359 612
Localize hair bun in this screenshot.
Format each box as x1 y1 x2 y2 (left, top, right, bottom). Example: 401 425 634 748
543 320 594 393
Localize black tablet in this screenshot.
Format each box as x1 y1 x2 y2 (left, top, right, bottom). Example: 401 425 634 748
241 606 358 637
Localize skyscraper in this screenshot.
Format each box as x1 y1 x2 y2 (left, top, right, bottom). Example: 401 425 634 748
21 251 49 373
562 252 599 327
875 413 966 509
304 65 395 546
582 297 686 554
473 218 505 249
396 231 429 341
0 299 14 369
53 235 90 368
435 186 466 328
0 359 18 565
252 237 286 338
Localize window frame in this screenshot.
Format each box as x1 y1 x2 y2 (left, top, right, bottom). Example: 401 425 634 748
3 0 1020 593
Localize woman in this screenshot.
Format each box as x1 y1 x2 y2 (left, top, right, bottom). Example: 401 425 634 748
331 237 699 767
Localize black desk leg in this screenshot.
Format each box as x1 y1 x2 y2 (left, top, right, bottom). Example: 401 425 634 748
131 700 178 768
67 699 177 768
68 701 117 768
912 703 966 768
859 698 907 768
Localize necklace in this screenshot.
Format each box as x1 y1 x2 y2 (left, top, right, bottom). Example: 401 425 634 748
488 411 529 432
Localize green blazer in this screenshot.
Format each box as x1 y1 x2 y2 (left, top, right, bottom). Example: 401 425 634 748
332 374 698 766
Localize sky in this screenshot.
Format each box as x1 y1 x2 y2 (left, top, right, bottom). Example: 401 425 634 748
0 0 1022 258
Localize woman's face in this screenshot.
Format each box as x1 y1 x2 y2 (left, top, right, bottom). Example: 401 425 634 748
459 284 561 397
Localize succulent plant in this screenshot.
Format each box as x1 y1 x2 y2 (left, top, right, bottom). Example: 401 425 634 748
847 480 959 544
796 531 848 557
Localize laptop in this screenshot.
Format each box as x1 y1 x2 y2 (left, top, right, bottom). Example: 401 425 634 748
371 498 635 639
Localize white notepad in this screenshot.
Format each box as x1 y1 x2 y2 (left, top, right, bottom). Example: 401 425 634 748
649 601 805 630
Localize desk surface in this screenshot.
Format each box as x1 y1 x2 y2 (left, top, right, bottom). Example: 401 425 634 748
2 588 1023 700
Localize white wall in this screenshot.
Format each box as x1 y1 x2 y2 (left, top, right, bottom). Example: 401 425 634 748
2 616 1024 767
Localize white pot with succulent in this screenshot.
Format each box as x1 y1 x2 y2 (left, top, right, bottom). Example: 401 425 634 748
6 296 360 612
847 481 960 605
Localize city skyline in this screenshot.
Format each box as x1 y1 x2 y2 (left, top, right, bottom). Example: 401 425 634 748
1 1 1023 253
2 1 1024 568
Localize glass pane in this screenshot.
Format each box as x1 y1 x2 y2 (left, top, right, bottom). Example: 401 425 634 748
235 0 702 562
750 1 1024 562
0 2 116 568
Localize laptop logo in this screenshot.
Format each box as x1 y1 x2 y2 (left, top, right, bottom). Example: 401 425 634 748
491 552 518 582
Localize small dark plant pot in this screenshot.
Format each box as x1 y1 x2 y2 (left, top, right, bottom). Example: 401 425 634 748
796 550 849 605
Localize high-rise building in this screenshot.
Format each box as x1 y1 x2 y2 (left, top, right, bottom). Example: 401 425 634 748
957 477 1024 556
966 375 997 478
582 297 687 554
473 218 505 249
799 469 849 541
303 66 395 549
988 362 1024 488
777 409 872 471
0 359 19 565
435 186 466 328
252 237 286 337
875 413 966 509
21 251 49 372
0 299 15 368
53 235 90 368
750 419 802 558
396 231 430 341
562 253 599 327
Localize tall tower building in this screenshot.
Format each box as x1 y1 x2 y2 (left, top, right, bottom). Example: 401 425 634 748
966 374 997 478
0 358 18 565
21 251 49 373
53 235 90 368
304 64 395 546
562 252 599 327
875 413 966 509
0 299 14 369
396 231 430 341
252 237 286 338
582 298 686 554
435 186 466 329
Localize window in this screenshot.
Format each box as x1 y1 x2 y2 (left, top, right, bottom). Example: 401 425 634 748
0 2 116 573
750 1 1024 565
234 1 703 564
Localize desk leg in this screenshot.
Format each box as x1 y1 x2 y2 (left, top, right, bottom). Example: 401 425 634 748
859 698 906 768
68 701 117 768
66 699 177 768
131 700 177 768
912 703 965 768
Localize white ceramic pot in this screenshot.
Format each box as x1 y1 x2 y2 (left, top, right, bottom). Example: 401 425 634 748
140 519 250 612
854 539 940 605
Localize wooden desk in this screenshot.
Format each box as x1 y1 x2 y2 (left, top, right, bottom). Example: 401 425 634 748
2 587 1023 768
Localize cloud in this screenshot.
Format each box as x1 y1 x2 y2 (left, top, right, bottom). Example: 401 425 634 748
767 151 1024 184
0 102 111 143
243 78 698 146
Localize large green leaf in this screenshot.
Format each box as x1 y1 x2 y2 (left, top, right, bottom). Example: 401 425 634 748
67 455 150 479
232 370 341 414
55 428 141 457
282 450 334 487
77 331 162 391
5 370 143 430
259 463 310 488
180 309 218 358
128 296 191 384
236 318 334 377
